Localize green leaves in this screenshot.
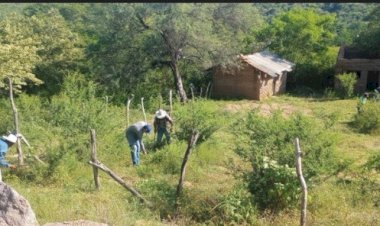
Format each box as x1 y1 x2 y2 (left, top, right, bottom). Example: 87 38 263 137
336 73 357 98
353 6 380 57
257 7 338 90
259 7 336 64
0 13 41 91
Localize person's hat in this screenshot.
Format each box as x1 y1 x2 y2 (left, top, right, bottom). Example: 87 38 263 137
144 124 152 133
2 134 18 143
155 109 167 119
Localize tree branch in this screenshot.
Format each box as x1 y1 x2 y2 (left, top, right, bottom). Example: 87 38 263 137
88 160 152 207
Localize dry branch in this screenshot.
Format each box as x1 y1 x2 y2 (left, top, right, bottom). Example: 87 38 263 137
33 155 46 165
88 160 152 207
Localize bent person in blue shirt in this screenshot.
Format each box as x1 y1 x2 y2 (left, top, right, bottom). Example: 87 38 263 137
125 121 152 166
0 133 18 170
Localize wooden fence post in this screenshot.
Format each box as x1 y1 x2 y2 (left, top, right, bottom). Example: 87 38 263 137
169 90 173 115
8 78 23 165
126 94 134 127
190 84 195 102
295 137 307 226
90 129 100 190
141 97 147 122
105 96 108 113
176 130 200 209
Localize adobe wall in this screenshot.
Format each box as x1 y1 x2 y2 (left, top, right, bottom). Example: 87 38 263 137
257 72 273 100
212 64 260 100
212 64 287 100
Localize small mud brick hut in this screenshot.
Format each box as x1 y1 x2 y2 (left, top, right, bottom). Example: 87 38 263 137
211 51 295 100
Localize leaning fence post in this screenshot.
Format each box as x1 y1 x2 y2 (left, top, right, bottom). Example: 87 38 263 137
295 137 307 226
90 129 100 190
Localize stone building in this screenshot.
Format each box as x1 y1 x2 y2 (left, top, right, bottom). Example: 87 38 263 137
211 51 295 100
335 45 380 93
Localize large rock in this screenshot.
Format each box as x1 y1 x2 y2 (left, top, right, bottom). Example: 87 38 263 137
0 182 39 226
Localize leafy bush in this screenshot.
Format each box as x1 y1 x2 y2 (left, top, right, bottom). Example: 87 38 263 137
352 102 380 134
233 110 342 212
174 100 220 144
363 151 380 172
337 72 357 98
323 88 338 100
214 184 258 224
11 72 126 185
47 72 110 135
248 159 300 211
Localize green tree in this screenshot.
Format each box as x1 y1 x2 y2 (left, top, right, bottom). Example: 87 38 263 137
257 7 338 90
133 3 263 102
0 13 41 93
353 6 380 57
87 3 262 103
25 8 86 96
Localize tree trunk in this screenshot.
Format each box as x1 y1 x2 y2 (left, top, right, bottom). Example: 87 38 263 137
171 61 188 103
8 78 23 165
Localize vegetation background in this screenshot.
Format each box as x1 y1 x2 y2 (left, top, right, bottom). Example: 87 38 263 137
0 3 379 225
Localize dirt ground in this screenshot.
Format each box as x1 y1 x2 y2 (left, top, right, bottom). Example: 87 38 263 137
224 101 312 117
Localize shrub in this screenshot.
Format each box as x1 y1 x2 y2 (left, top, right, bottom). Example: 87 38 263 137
248 159 300 212
337 72 357 98
174 100 220 144
352 102 380 134
214 184 258 224
233 110 342 212
363 151 380 172
323 88 338 100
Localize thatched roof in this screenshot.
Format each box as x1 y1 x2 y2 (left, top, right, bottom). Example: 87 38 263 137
240 51 295 77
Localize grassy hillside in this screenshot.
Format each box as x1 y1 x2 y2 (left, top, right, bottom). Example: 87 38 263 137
1 92 379 225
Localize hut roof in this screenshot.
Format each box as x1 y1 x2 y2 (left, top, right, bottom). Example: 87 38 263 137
241 51 295 77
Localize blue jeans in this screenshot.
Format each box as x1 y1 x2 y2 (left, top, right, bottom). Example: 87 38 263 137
130 141 141 166
156 127 171 145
